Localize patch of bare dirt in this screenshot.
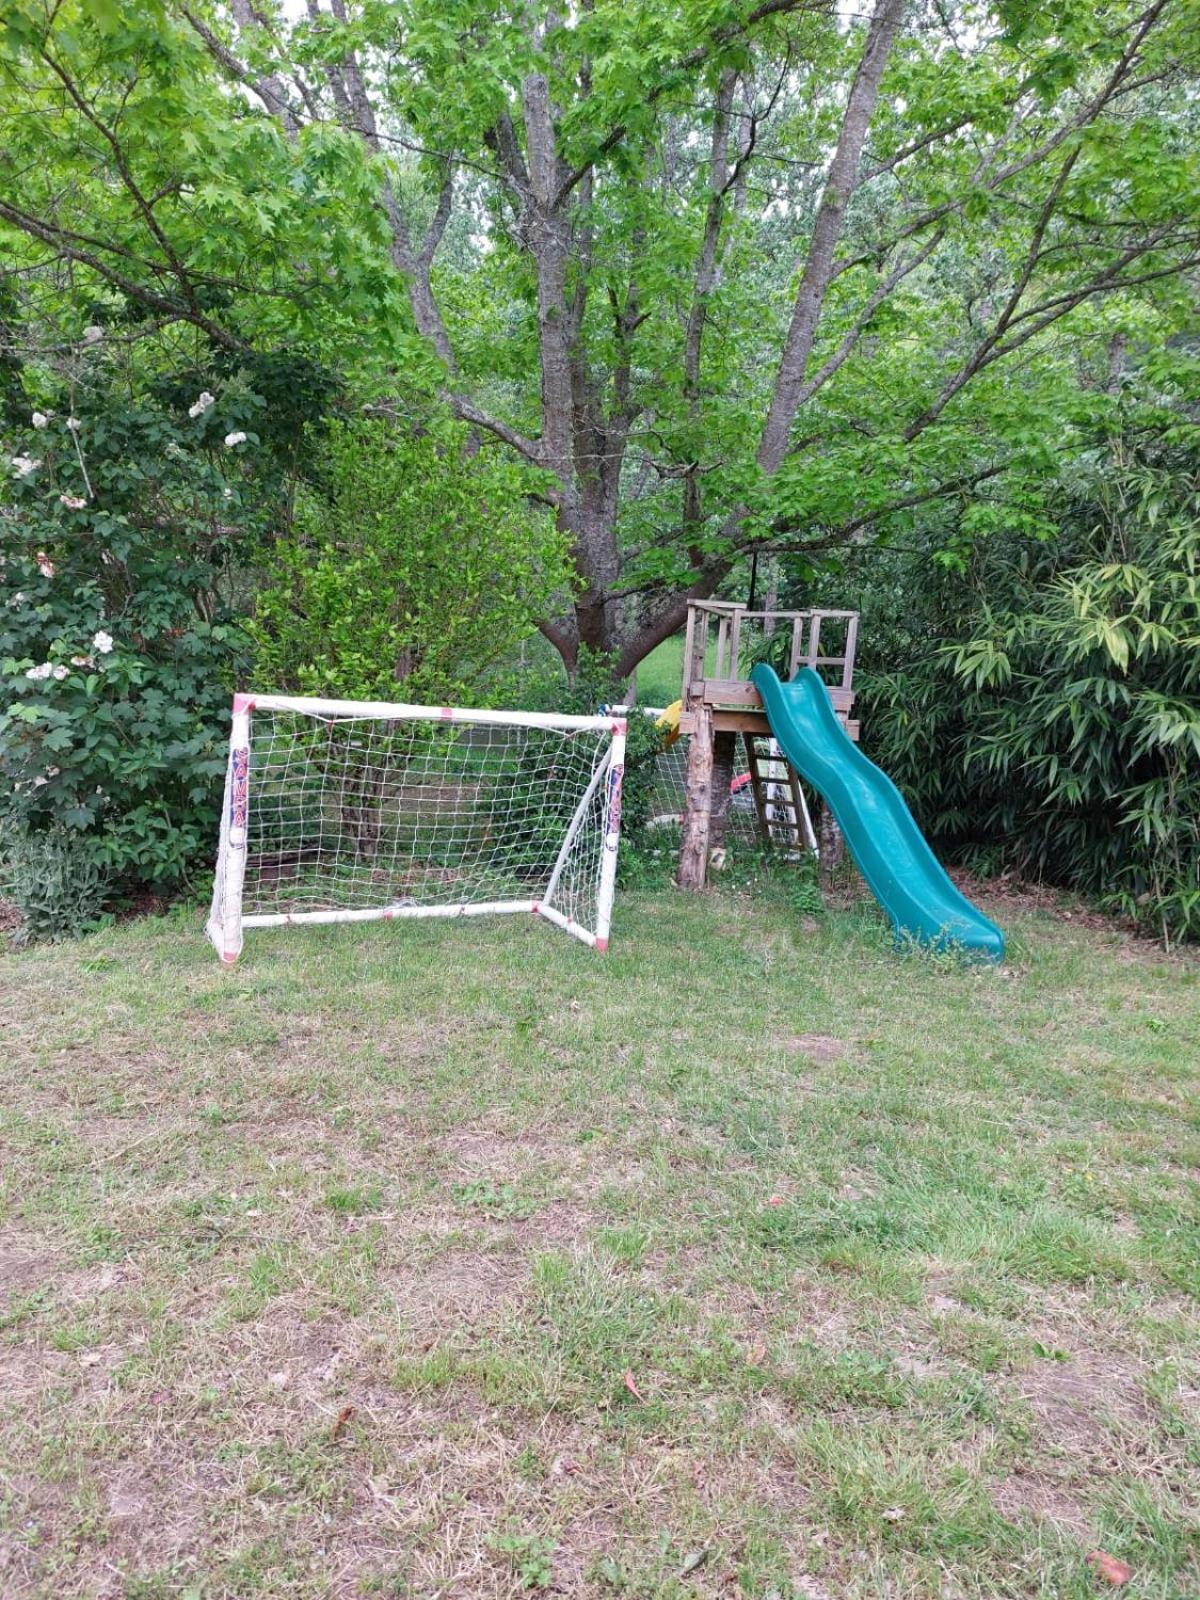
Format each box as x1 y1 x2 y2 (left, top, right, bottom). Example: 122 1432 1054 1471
948 871 1187 956
1011 1348 1151 1461
992 1472 1091 1540
923 1268 969 1316
0 1225 135 1315
0 1244 59 1304
392 1248 525 1325
784 1035 846 1065
0 1341 74 1407
1 1448 233 1600
436 1121 587 1182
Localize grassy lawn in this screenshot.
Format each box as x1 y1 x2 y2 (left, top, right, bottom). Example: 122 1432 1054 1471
1 878 1198 1598
634 636 686 707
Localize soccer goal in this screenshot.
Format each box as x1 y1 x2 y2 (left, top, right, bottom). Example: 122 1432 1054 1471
207 693 626 963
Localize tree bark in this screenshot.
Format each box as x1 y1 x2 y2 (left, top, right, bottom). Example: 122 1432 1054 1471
678 707 715 889
757 0 905 474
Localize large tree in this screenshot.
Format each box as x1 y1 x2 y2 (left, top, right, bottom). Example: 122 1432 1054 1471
3 0 1198 675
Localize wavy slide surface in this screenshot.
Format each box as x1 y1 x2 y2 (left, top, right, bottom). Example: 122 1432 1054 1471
751 664 1004 961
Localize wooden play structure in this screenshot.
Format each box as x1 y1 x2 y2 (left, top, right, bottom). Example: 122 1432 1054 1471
676 600 860 889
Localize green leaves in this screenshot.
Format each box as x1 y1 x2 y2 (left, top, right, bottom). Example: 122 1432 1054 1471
856 433 1200 945
0 371 280 894
250 413 572 705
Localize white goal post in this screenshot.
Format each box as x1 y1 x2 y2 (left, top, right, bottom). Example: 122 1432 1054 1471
207 693 626 963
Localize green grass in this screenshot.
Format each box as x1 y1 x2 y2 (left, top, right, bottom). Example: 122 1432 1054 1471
1 879 1198 1597
635 634 686 706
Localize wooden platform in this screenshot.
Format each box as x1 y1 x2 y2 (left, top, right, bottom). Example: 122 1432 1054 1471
676 601 861 888
678 682 859 743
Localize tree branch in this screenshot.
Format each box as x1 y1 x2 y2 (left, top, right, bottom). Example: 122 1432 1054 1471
757 0 906 474
181 6 298 130
792 227 944 408
0 200 245 350
554 0 824 208
831 0 1174 288
903 143 1083 440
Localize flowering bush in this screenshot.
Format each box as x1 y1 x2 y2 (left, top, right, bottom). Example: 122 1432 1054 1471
1 382 266 895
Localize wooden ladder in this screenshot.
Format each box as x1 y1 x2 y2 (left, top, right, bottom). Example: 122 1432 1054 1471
742 734 816 854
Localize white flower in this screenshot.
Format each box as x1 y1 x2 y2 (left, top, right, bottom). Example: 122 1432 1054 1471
32 775 47 788
92 629 114 654
25 662 52 681
66 417 82 433
10 591 26 606
224 430 247 448
188 391 216 419
82 324 104 344
60 494 87 510
11 455 41 478
31 411 50 429
52 664 69 680
36 551 55 577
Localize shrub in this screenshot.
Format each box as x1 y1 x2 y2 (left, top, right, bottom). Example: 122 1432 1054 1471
250 414 573 705
841 442 1200 943
3 827 110 946
0 377 268 896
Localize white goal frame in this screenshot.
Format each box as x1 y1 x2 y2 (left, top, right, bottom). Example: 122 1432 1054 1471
207 692 626 964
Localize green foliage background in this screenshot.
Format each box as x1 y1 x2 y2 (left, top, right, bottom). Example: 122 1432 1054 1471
0 0 1197 939
800 435 1200 944
250 415 571 705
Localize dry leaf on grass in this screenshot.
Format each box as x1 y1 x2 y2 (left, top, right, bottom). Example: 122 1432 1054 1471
623 1369 644 1402
1087 1551 1133 1586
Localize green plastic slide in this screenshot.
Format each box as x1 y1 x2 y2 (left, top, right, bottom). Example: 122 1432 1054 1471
751 664 1005 961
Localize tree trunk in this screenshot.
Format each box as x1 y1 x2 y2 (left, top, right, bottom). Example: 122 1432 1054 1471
757 0 905 474
678 707 714 889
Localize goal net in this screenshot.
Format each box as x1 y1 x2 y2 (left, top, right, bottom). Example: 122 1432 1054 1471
207 693 626 963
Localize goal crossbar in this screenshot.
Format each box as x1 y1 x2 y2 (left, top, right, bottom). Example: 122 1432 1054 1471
207 692 625 963
234 692 614 733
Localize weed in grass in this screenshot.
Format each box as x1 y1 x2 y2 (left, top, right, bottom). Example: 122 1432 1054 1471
490 1530 557 1590
454 1178 536 1219
324 1183 383 1215
390 1346 462 1393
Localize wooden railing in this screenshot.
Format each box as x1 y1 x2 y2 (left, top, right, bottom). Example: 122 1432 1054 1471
681 601 859 709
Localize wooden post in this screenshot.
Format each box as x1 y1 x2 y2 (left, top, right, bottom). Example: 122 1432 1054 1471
789 615 804 679
708 730 738 848
678 705 714 889
682 605 698 703
843 613 859 693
